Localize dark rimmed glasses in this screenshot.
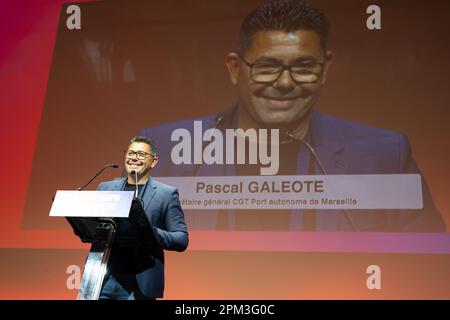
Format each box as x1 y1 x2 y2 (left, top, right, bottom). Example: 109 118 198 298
125 150 154 160
240 57 324 84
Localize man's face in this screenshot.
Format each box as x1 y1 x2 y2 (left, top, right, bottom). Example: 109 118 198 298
226 30 332 128
124 142 158 179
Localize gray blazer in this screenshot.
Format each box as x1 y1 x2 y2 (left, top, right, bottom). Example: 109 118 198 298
97 177 188 298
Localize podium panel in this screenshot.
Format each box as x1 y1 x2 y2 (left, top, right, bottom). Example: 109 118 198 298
49 191 159 300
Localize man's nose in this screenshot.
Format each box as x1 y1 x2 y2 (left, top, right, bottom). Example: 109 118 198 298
273 69 296 90
128 155 139 161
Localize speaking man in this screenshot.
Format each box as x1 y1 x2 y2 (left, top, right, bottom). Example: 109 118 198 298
97 136 188 299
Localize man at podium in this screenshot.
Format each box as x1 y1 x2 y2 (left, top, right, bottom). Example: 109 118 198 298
97 136 189 300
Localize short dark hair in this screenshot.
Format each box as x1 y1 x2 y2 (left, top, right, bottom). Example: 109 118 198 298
128 136 158 156
237 0 329 55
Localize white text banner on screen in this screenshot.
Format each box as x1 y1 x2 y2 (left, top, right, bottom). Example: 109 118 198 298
157 174 422 210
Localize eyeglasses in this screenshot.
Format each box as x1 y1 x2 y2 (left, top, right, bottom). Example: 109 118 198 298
240 57 324 84
125 150 154 160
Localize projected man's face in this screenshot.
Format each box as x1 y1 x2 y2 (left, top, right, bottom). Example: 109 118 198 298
226 30 332 128
124 142 158 180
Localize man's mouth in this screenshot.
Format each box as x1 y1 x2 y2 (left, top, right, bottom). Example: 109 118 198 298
260 95 299 109
127 163 142 167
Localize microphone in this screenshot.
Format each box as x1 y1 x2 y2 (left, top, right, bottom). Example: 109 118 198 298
129 170 146 210
283 131 359 232
130 170 139 198
77 163 119 191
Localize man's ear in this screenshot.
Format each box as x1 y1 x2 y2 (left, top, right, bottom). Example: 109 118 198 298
150 156 158 169
225 53 240 85
321 50 333 85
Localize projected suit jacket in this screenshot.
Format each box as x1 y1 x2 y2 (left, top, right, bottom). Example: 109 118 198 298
138 106 445 232
97 177 188 298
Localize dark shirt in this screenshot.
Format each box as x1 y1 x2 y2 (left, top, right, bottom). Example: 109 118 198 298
109 182 150 274
123 182 145 197
222 139 316 231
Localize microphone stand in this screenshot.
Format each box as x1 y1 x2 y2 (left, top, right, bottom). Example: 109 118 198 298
77 163 119 191
191 113 224 176
284 131 359 232
69 163 119 299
